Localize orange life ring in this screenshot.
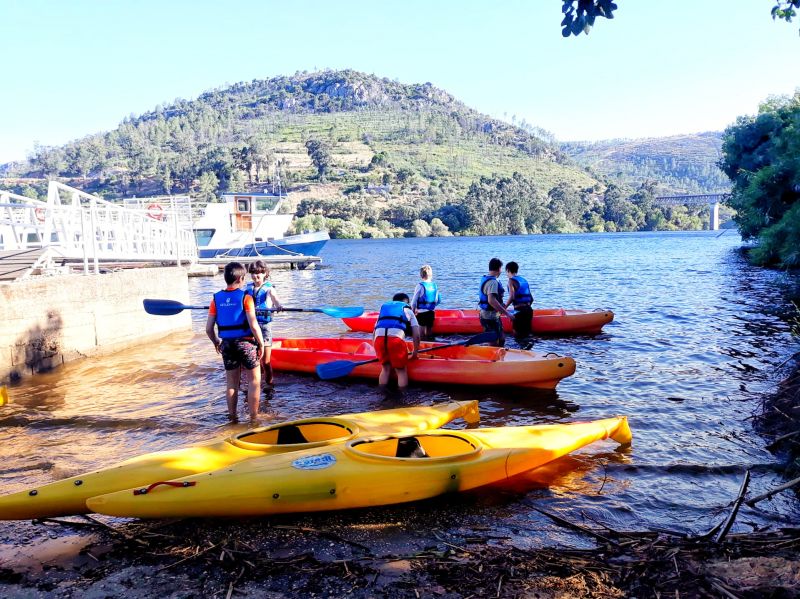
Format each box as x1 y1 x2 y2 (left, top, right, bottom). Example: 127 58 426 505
34 207 47 223
146 203 164 221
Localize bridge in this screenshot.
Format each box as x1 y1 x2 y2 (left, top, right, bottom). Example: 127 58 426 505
654 193 730 231
0 182 197 279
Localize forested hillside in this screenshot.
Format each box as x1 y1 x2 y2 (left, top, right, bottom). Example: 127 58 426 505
2 70 720 236
562 132 731 194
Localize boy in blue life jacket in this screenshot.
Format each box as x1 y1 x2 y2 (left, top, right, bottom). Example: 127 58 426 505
247 260 283 389
505 261 534 342
478 257 514 347
206 262 265 422
373 293 421 390
411 264 441 340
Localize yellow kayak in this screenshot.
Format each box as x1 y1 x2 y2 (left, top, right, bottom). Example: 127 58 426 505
0 400 478 521
87 416 631 519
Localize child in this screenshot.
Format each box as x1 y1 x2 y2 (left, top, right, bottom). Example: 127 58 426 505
206 261 265 422
247 260 283 388
411 264 441 340
478 257 513 347
373 293 421 389
505 261 534 342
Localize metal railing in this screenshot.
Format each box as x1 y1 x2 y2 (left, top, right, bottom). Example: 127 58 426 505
0 182 198 274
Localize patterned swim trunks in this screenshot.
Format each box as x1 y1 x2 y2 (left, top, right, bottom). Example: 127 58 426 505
220 338 260 371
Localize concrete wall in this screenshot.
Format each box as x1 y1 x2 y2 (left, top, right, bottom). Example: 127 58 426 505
0 267 191 383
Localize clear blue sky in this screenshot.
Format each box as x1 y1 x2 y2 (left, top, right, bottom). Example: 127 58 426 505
1 0 797 163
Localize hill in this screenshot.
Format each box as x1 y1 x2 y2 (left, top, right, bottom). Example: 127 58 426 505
1 70 721 236
561 132 731 195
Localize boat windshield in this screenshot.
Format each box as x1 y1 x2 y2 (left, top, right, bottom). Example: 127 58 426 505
254 197 280 213
193 228 215 247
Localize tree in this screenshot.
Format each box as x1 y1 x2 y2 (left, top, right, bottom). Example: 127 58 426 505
719 92 800 266
227 169 247 193
561 1 799 37
410 219 432 237
195 171 220 203
305 139 333 179
30 143 64 178
430 218 452 237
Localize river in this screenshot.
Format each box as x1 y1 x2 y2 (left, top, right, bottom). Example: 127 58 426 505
1 230 799 552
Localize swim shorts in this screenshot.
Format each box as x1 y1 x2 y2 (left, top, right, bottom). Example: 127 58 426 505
220 338 260 371
373 335 409 369
416 310 435 328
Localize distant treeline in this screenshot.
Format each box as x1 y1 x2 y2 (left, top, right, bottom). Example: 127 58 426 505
290 173 713 238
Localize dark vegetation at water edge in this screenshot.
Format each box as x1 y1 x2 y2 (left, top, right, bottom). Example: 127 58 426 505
720 92 800 268
1 70 729 238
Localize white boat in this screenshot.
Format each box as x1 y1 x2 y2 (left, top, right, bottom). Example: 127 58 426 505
193 192 329 259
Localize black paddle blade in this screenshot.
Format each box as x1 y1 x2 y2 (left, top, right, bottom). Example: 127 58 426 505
143 299 209 316
143 299 185 315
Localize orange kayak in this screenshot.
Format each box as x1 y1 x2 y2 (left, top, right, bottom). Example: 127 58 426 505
342 308 614 336
271 338 575 389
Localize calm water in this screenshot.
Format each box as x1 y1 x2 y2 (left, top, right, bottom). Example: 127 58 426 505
2 231 800 550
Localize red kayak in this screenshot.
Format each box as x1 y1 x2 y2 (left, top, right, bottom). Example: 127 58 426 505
271 337 576 389
342 308 614 336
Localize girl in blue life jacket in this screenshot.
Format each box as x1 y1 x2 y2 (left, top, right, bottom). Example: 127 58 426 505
505 261 534 342
411 264 441 340
247 260 283 388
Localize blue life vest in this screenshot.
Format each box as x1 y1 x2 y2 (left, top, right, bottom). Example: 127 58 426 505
478 275 504 311
214 288 252 339
375 301 412 336
417 281 440 311
246 282 273 324
510 275 533 307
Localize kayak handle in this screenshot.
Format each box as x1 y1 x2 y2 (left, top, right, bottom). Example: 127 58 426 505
133 481 197 495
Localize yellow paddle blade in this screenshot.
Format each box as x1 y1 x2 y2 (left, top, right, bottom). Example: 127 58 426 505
0 386 8 407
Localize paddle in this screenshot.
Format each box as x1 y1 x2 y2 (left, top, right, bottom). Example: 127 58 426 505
142 299 364 319
315 331 499 380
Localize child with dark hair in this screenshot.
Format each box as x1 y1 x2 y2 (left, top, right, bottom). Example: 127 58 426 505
205 262 265 422
247 260 283 388
478 258 513 347
372 293 421 389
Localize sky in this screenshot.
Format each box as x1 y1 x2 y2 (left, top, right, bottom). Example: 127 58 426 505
0 0 798 163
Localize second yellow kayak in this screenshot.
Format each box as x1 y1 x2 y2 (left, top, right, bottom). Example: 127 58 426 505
87 416 632 518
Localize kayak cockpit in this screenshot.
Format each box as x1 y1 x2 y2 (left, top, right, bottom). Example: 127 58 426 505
230 419 357 451
347 432 481 461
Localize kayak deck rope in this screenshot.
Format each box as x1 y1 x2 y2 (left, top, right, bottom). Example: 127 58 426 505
133 481 197 495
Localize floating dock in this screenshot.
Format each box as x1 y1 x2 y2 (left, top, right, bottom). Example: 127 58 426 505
189 254 322 276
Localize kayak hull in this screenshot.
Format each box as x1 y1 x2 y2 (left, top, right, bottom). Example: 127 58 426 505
87 417 632 518
0 401 477 521
342 308 614 336
271 338 576 389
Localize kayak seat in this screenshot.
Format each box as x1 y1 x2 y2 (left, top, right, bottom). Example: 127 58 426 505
276 425 309 445
395 437 429 458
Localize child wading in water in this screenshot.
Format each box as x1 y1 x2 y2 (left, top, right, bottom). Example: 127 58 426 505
205 262 265 422
373 293 421 390
247 260 283 388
